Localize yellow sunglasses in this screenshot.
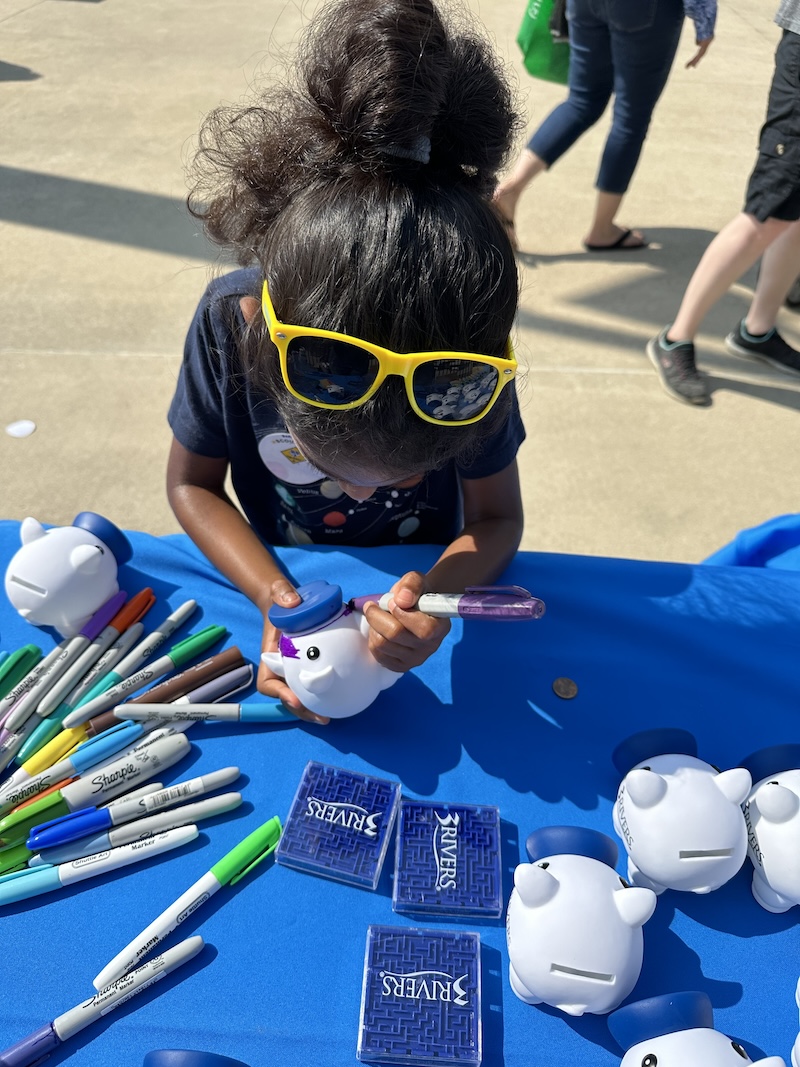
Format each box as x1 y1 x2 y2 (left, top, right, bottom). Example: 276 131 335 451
261 279 516 426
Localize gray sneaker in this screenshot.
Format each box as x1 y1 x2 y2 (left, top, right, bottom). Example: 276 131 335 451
725 320 800 378
646 329 710 406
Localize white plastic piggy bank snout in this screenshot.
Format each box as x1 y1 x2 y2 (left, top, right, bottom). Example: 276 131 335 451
612 729 751 895
5 512 132 637
262 580 400 719
609 991 786 1066
505 826 656 1016
741 744 800 914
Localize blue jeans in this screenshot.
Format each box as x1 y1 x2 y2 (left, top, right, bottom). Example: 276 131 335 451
529 0 684 194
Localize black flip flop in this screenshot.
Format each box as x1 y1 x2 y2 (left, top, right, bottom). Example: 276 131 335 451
583 228 648 252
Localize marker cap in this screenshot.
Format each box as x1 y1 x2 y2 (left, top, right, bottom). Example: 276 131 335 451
0 1020 59 1067
239 703 298 723
27 806 110 852
210 815 281 885
168 626 229 669
0 645 42 700
0 863 60 906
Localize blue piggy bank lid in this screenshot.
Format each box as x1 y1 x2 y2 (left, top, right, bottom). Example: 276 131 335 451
608 992 714 1050
740 744 800 784
72 511 133 565
268 580 343 634
526 825 618 868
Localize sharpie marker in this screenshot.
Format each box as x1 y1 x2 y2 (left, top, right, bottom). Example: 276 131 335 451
31 792 242 865
0 936 204 1067
35 590 156 718
76 598 198 710
27 766 241 851
118 701 296 723
176 663 254 704
94 815 281 988
0 716 39 777
62 625 229 728
13 624 145 766
4 592 128 733
0 645 43 708
349 585 546 620
0 721 146 808
0 732 192 846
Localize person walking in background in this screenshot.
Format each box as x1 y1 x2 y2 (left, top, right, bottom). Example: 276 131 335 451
647 1 800 406
494 0 715 251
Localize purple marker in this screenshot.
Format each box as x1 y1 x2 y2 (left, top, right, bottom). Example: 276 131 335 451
3 591 128 734
349 585 546 621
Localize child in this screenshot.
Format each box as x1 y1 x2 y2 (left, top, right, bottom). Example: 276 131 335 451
167 0 526 724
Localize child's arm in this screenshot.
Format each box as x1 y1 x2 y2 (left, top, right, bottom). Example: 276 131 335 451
166 438 329 724
363 460 524 670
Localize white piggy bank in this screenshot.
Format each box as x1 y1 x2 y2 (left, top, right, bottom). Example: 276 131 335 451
262 580 400 719
505 826 656 1016
5 512 132 637
612 728 751 895
740 744 800 914
609 991 786 1067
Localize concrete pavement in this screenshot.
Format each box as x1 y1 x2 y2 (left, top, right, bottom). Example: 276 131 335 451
1 0 798 564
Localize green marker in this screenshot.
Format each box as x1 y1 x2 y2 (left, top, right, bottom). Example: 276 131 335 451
93 815 282 989
0 644 43 704
0 840 32 876
60 624 228 729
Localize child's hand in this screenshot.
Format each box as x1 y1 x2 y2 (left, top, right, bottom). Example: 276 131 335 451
363 570 450 672
256 578 330 726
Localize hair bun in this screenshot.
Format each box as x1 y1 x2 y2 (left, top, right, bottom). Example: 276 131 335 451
301 0 517 183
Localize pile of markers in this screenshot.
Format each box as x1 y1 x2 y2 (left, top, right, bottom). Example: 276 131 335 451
0 587 287 1064
0 588 291 890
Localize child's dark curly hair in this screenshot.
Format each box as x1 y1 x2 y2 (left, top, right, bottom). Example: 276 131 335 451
188 0 522 478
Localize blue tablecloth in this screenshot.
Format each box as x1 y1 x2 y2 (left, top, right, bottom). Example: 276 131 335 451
1 519 799 1066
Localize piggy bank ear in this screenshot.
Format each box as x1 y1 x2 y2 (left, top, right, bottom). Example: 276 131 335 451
20 517 46 545
261 651 286 679
613 885 657 928
70 544 104 576
753 782 800 823
513 862 559 907
624 768 667 808
713 767 751 806
358 611 372 640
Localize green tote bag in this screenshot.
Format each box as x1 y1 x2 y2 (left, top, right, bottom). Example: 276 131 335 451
517 0 570 85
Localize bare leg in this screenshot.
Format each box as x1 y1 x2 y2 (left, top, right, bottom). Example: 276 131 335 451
584 190 645 248
493 149 548 225
668 213 790 342
746 218 800 334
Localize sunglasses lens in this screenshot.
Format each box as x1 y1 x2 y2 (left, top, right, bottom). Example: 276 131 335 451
285 337 380 405
412 359 499 422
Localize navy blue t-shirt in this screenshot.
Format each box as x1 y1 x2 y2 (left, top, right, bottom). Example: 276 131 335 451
168 269 526 548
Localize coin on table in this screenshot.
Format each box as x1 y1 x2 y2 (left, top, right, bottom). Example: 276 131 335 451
552 677 578 699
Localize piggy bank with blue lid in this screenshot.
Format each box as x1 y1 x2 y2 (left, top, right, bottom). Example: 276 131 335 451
262 580 400 718
5 512 132 637
612 728 751 895
740 744 800 913
609 991 786 1066
505 825 656 1016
